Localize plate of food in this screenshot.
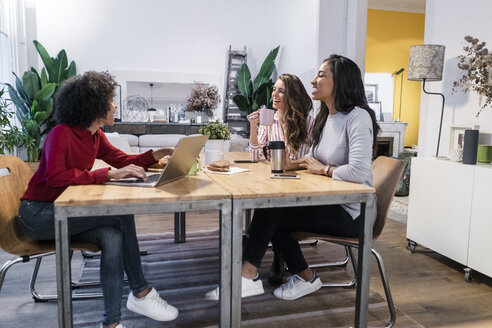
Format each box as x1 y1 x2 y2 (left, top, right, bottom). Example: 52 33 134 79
147 155 169 172
203 160 250 175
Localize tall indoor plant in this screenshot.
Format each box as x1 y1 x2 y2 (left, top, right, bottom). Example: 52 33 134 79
5 40 77 161
233 46 279 114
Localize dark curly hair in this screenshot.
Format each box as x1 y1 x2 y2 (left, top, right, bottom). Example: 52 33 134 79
54 71 117 128
278 74 313 154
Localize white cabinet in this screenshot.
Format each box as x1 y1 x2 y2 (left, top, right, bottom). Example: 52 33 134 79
468 165 492 278
407 157 492 278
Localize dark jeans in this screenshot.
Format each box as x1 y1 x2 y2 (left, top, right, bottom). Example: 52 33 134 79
18 200 148 326
243 205 359 275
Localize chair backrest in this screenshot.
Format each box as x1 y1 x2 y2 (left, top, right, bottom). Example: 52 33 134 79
371 156 405 239
0 155 38 254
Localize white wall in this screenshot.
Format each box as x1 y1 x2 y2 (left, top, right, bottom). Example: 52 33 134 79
419 0 492 157
32 0 366 120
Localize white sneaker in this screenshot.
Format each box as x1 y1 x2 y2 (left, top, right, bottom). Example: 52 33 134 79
126 288 178 321
205 274 265 300
99 324 125 328
273 273 322 300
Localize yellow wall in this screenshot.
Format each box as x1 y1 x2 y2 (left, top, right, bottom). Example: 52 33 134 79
365 9 425 147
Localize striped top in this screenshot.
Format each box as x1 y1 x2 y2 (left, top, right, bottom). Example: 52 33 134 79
249 110 315 161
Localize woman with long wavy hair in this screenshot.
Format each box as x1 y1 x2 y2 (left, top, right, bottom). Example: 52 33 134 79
206 55 380 302
248 74 314 162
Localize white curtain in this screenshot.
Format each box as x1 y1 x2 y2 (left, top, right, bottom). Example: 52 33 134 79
0 0 28 85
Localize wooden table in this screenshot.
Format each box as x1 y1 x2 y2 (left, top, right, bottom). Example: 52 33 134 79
204 152 376 328
54 174 232 327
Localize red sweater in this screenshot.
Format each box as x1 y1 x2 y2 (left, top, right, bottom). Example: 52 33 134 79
22 124 156 202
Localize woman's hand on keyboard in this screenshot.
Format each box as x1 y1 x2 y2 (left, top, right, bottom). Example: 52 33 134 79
108 164 147 181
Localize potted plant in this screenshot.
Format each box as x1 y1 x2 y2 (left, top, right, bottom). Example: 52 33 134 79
453 35 492 116
233 46 280 114
186 82 221 123
199 120 231 163
5 40 77 161
0 88 30 156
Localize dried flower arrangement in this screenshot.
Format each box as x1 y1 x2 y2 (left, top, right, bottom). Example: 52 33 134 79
186 82 221 112
453 35 492 116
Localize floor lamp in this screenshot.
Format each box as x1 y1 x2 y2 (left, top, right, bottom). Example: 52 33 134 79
393 68 405 122
408 44 446 157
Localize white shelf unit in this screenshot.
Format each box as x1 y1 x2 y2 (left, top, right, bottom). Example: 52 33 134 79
407 157 492 279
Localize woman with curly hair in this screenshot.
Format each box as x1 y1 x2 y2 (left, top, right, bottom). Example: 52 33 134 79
18 71 178 328
247 74 314 162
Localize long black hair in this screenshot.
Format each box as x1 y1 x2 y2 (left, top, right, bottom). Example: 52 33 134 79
311 55 380 158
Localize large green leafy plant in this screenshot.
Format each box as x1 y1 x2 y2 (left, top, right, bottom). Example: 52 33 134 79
233 46 279 114
5 40 76 161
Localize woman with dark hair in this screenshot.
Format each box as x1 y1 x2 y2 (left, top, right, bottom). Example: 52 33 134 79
18 71 178 328
206 55 379 301
247 74 314 162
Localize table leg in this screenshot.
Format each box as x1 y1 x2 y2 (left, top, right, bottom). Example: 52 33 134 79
231 203 243 328
355 202 371 328
55 208 73 328
174 212 186 243
219 206 232 327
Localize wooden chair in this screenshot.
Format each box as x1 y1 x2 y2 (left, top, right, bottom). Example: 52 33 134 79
291 156 405 328
0 155 102 302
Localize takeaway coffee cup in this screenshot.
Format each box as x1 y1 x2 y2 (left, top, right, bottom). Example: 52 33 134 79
259 106 275 126
269 141 285 173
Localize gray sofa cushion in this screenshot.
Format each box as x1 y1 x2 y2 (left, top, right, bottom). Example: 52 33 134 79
139 134 186 152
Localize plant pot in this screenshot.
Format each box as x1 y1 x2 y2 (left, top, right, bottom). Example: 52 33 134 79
204 139 225 164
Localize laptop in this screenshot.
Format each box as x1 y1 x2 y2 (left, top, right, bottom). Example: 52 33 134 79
106 135 208 187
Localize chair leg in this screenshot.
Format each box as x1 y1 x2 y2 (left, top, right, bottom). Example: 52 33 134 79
371 248 396 328
318 246 357 288
0 255 29 293
310 245 350 269
30 255 103 302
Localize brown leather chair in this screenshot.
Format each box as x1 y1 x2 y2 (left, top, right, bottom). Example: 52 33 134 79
291 156 405 328
0 155 102 302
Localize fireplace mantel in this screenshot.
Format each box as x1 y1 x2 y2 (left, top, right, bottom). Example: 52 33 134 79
378 122 408 156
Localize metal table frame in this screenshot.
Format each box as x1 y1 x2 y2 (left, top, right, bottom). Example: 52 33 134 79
55 198 232 327
230 193 373 328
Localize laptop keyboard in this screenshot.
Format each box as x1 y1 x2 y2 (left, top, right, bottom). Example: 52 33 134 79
145 174 160 183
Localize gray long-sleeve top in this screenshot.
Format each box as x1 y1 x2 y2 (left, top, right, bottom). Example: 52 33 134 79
312 107 377 223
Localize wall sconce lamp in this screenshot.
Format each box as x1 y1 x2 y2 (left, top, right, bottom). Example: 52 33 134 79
393 68 405 122
408 44 446 157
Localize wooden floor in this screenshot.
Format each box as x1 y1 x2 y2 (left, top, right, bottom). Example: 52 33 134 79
1 210 491 327
134 211 492 328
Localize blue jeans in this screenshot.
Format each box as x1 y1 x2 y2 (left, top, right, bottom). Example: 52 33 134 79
18 200 149 326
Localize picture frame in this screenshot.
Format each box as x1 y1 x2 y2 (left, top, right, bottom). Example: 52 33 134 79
364 84 378 103
368 101 383 121
449 125 479 153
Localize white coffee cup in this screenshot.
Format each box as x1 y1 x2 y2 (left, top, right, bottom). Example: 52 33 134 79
205 150 224 164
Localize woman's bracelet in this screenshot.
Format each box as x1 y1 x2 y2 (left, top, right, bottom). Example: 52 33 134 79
324 165 331 176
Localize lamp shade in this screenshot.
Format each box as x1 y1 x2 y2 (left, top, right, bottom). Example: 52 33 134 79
408 44 445 81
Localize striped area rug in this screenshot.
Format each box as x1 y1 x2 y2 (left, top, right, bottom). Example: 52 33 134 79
73 232 422 328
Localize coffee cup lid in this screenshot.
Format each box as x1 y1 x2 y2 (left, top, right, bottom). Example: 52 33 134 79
269 141 285 149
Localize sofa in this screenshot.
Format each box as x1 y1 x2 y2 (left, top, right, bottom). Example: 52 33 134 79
104 132 250 154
